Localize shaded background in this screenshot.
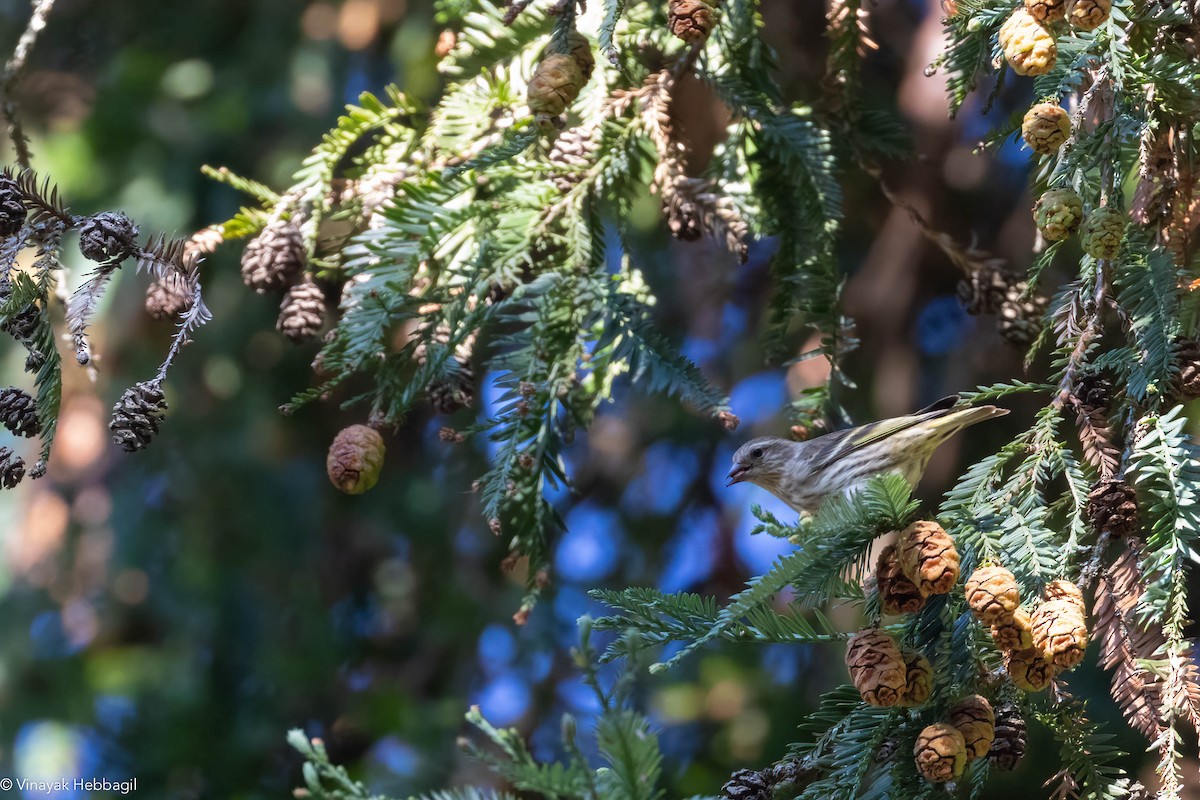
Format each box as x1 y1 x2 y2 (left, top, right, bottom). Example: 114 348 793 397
0 0 1177 797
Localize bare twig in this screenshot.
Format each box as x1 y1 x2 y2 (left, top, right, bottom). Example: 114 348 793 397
1 0 58 168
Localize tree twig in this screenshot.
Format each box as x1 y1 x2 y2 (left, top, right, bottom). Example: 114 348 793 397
1 0 58 169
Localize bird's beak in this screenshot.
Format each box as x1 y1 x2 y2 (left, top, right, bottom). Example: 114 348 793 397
726 465 747 487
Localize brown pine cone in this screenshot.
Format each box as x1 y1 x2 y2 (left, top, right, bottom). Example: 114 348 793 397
1030 599 1088 668
900 650 933 707
527 54 585 118
428 358 476 413
109 381 168 453
998 281 1047 348
0 446 25 489
949 695 995 762
720 768 770 800
79 211 140 262
1176 338 1200 399
1086 479 1139 538
183 224 225 261
0 288 39 343
1074 371 1112 413
0 387 38 438
1022 103 1071 156
566 31 595 82
878 543 925 615
1068 0 1111 29
145 273 194 320
845 628 907 707
913 723 967 783
1024 0 1066 21
988 702 1028 770
897 520 960 597
956 265 1010 315
0 175 27 237
241 219 305 293
668 0 718 42
1043 579 1085 613
327 424 385 494
277 278 326 342
965 565 1021 625
990 607 1035 651
1006 646 1057 691
999 8 1057 76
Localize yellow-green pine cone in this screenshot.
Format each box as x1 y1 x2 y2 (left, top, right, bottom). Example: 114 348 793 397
965 565 1021 625
1031 598 1089 668
1081 207 1126 259
900 650 934 707
1068 0 1111 30
878 543 926 615
990 606 1035 651
1043 578 1085 612
327 424 385 494
1021 103 1071 155
914 723 967 783
1024 0 1066 22
999 8 1057 76
949 695 996 762
898 520 961 597
528 54 585 117
1005 646 1058 691
566 31 595 83
845 628 908 707
668 0 718 43
1034 188 1084 241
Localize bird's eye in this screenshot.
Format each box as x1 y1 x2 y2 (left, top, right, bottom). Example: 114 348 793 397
751 447 764 459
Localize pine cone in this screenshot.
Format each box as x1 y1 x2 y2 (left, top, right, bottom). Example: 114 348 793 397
427 359 476 413
183 224 225 261
956 266 1012 316
527 54 585 118
1177 338 1200 399
900 650 933 707
913 723 967 783
965 565 1021 625
327 424 385 494
145 273 193 320
241 220 305 293
1043 579 1085 612
988 702 1028 770
1005 646 1057 691
0 387 38 438
277 278 326 342
1034 188 1083 241
990 607 1034 651
1 297 39 342
1086 479 1139 537
1030 598 1088 668
998 282 1047 348
669 0 718 42
1081 207 1126 259
0 175 27 237
949 695 995 762
1024 0 1066 22
720 768 770 800
1068 0 1110 29
1074 371 1111 413
0 447 25 489
845 628 907 707
999 8 1057 76
79 211 139 262
878 543 925 615
897 520 960 597
566 31 595 83
1021 103 1071 155
109 381 168 453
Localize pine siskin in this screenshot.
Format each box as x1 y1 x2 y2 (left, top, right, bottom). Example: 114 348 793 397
726 396 1008 514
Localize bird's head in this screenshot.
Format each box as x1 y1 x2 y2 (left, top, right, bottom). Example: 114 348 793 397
726 437 798 490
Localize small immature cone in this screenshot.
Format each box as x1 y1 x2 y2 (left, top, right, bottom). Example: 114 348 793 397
965 565 1021 625
1030 598 1088 668
900 650 933 707
989 702 1028 770
327 425 386 495
999 8 1057 76
145 273 194 320
527 54 584 117
1024 0 1066 22
949 695 995 762
1068 0 1110 29
109 381 168 453
845 628 907 707
668 0 718 43
0 446 25 489
1081 207 1126 259
1021 103 1071 155
913 723 967 783
1005 646 1057 692
242 219 305 293
877 544 925 615
0 386 39 438
897 520 960 596
1034 188 1083 241
78 211 140 262
990 607 1035 651
277 278 327 342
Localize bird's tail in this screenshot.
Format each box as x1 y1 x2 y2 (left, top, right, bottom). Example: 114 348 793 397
924 403 1009 435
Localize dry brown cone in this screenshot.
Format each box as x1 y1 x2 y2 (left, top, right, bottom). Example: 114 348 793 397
242 219 305 293
1031 599 1089 668
145 273 193 320
1024 0 1066 21
913 723 967 783
668 0 718 42
998 281 1047 348
527 54 585 118
900 650 933 707
1006 646 1058 692
1086 478 1139 538
897 520 960 596
949 695 996 762
965 564 1021 625
1176 338 1200 399
1074 371 1112 414
845 628 907 707
277 278 327 343
877 543 925 615
991 607 1035 651
988 702 1028 770
956 265 1010 316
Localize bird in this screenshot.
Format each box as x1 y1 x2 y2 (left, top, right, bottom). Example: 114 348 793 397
725 396 1009 515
